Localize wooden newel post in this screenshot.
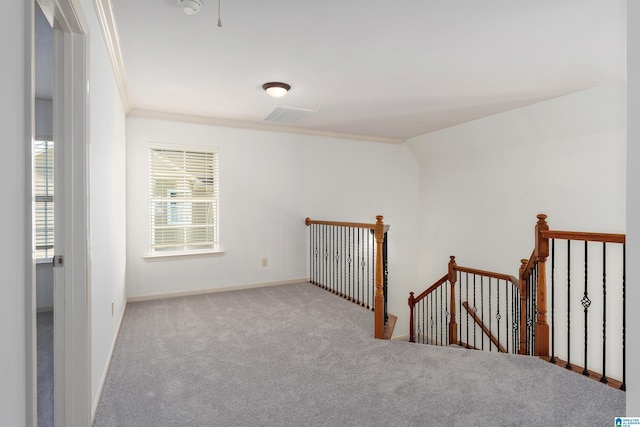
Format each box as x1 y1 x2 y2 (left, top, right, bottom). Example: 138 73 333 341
408 292 415 343
519 259 528 355
535 214 550 357
448 256 458 345
374 215 385 339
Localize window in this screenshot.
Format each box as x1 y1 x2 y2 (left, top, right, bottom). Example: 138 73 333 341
34 139 54 260
149 145 219 254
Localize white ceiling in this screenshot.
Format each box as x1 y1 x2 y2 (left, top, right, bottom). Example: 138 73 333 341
109 0 625 142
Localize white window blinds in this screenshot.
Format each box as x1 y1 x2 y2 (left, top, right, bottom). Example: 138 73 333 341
149 146 219 253
34 139 54 259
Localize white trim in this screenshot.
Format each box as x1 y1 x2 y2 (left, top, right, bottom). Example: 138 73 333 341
91 299 127 421
52 1 92 425
127 278 309 302
391 334 410 341
143 247 225 260
91 0 130 112
129 109 405 145
26 1 38 425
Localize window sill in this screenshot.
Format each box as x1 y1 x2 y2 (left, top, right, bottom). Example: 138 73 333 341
143 247 225 261
36 258 53 265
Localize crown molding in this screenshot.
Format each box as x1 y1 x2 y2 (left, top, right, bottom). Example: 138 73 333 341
92 0 131 112
127 109 405 145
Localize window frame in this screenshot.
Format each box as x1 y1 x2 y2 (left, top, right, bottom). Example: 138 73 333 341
145 143 223 259
34 138 55 262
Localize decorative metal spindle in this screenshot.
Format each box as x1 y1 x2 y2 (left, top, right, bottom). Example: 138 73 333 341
383 231 389 322
439 284 443 345
339 227 343 297
532 270 535 354
621 243 626 391
489 277 492 351
566 240 572 370
458 272 463 347
473 274 478 348
465 273 469 348
582 241 590 376
363 229 368 307
551 239 556 363
600 242 608 384
420 298 428 344
347 228 352 301
356 229 360 304
430 293 434 344
480 276 484 350
503 280 507 353
497 279 501 352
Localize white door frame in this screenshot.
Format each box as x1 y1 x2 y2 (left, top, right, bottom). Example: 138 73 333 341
31 0 91 425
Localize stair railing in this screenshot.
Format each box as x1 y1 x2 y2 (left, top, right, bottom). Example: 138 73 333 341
409 256 519 353
410 213 626 390
305 216 389 339
525 214 626 390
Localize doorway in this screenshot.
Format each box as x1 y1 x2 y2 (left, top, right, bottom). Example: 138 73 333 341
31 0 91 425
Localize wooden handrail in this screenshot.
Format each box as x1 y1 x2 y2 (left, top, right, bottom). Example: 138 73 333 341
520 250 536 282
305 217 390 232
462 302 507 353
411 274 448 304
454 266 518 286
541 229 625 244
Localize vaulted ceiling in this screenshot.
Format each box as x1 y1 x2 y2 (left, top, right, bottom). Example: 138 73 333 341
107 1 625 142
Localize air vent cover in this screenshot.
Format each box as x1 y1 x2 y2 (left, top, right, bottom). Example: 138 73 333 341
260 105 318 124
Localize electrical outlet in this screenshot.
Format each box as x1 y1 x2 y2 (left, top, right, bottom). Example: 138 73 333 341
261 258 268 267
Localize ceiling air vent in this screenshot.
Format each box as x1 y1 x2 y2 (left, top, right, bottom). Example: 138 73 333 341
260 105 318 124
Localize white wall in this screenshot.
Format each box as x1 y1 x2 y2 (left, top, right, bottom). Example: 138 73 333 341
126 118 420 336
0 1 29 425
406 83 626 283
627 0 640 413
77 0 128 414
35 98 53 138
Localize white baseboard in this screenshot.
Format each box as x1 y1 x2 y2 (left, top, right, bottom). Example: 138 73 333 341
391 334 410 341
91 299 128 421
126 277 310 303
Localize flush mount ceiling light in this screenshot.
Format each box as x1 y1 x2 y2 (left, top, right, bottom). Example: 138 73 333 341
178 0 203 15
262 82 291 98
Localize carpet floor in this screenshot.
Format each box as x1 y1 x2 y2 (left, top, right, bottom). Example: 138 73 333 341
93 282 625 426
37 311 54 427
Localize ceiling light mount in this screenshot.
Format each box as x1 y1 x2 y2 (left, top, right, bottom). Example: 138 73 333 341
178 0 203 15
262 82 291 98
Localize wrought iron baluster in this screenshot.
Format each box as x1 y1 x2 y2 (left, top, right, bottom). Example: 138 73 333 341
438 286 444 345
480 276 484 350
622 243 626 391
566 240 572 370
421 297 425 344
356 228 360 304
551 239 556 363
347 228 352 301
582 241 590 376
383 231 388 322
473 274 477 350
430 293 434 344
497 278 501 352
458 272 463 347
600 242 608 384
490 277 493 351
531 271 535 355
465 273 469 348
